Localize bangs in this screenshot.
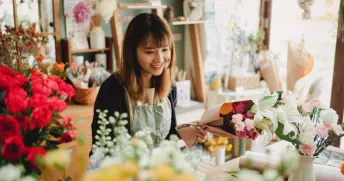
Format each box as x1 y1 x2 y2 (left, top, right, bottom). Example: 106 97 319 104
138 29 173 48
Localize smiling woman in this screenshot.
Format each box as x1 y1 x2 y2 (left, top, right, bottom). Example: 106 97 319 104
90 13 207 156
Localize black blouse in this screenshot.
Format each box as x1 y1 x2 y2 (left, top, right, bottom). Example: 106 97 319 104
90 74 178 156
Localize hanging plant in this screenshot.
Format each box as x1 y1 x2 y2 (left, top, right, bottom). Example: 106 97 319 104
298 0 315 19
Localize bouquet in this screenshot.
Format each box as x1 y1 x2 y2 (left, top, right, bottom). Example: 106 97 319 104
87 110 207 181
264 91 344 156
0 65 76 177
0 24 48 73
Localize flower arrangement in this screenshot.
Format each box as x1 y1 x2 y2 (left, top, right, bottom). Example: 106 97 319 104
73 0 117 24
249 91 344 157
0 65 76 178
220 100 261 140
204 136 232 154
0 24 48 73
87 110 206 181
232 150 300 181
34 55 67 80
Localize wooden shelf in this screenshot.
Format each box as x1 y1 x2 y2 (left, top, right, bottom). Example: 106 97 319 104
171 20 206 26
118 3 167 9
71 48 110 54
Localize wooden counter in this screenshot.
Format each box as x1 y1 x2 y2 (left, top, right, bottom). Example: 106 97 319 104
206 141 344 181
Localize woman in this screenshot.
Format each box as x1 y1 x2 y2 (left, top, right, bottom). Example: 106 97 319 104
91 13 206 154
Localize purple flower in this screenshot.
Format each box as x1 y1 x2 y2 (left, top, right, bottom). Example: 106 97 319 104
73 1 91 24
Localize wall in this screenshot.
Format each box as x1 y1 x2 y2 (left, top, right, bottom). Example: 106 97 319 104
60 0 186 69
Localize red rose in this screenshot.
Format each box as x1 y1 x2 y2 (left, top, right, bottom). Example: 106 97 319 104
0 115 20 142
235 130 247 139
17 116 35 131
58 131 76 143
48 75 63 85
1 135 26 161
48 96 67 112
29 70 43 84
4 87 28 113
31 107 52 128
245 111 255 119
31 83 52 97
44 79 59 91
58 82 75 100
247 130 258 140
26 147 46 169
59 115 73 130
232 100 254 114
28 94 49 109
0 66 27 90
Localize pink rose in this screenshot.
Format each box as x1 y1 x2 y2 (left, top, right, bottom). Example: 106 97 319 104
235 122 246 132
333 125 343 136
232 114 243 124
323 123 333 129
296 97 303 106
315 124 329 138
302 103 314 113
245 119 255 131
281 92 288 102
310 99 321 108
235 131 247 139
299 144 316 156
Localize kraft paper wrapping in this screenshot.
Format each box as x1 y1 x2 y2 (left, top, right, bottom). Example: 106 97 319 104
287 40 314 91
259 51 283 92
239 151 344 181
176 103 236 148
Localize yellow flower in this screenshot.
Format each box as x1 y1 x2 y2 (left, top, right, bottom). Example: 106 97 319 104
122 160 138 177
153 164 175 181
174 173 196 181
45 150 71 170
226 144 233 152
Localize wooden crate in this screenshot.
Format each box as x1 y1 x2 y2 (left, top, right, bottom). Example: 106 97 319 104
227 73 260 90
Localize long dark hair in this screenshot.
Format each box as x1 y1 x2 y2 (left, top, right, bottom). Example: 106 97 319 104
118 13 175 101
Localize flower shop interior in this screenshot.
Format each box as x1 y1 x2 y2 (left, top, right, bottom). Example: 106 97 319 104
1 0 344 181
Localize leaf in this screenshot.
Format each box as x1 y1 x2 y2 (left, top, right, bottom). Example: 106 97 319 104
44 140 59 150
223 169 240 177
0 91 5 101
275 122 302 146
49 126 64 138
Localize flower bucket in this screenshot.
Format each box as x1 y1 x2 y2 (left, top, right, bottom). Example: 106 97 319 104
73 86 100 105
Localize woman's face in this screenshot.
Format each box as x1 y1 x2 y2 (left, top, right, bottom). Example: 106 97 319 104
136 35 171 77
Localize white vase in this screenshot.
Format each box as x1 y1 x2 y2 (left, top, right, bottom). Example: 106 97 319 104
215 147 226 165
96 53 107 69
288 155 316 181
90 26 105 49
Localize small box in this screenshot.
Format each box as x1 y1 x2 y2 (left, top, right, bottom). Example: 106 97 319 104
227 73 260 90
176 80 191 107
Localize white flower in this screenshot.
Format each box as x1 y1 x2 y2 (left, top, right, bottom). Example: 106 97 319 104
95 0 117 23
137 170 156 181
299 132 315 145
319 108 338 124
0 164 21 181
235 170 264 181
245 119 255 131
333 125 343 136
276 92 302 138
263 169 283 181
251 93 279 140
19 176 36 181
280 150 300 173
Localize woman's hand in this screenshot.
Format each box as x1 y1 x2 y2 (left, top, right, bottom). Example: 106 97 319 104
195 126 207 143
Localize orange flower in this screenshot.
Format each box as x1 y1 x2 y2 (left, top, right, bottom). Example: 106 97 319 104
340 162 344 175
53 62 65 72
70 62 77 71
35 55 45 63
220 103 233 116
